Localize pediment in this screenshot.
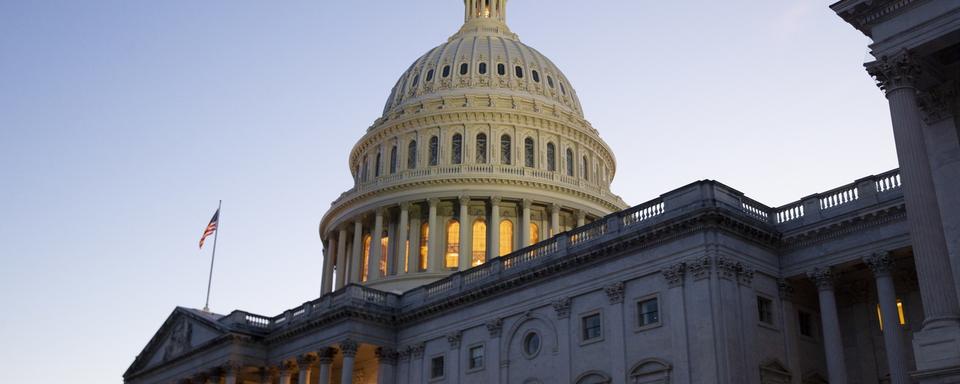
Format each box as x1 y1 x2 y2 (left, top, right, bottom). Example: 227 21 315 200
125 307 230 377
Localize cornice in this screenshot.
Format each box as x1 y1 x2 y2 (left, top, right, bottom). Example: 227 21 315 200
779 201 906 250
832 0 928 36
125 334 256 382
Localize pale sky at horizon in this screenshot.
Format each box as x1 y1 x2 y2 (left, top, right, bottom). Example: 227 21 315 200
0 1 894 382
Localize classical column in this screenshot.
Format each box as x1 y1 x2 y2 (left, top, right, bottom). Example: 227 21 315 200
340 339 358 384
459 196 471 270
663 262 691 384
410 343 425 384
428 198 442 272
486 319 503 384
409 210 422 273
336 228 348 289
207 369 223 384
350 219 363 283
864 252 909 384
297 355 316 384
192 373 209 384
489 196 501 259
376 347 398 384
447 332 463 382
369 209 384 281
223 361 241 384
868 53 960 358
807 267 847 384
397 202 410 274
520 199 531 248
576 210 586 227
604 282 628 380
317 348 337 384
279 361 296 384
778 280 802 384
550 203 560 237
322 236 336 295
260 366 278 384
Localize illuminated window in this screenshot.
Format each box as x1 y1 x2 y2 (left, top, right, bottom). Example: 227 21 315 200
408 140 417 169
524 137 535 168
472 219 487 266
499 220 513 256
419 222 429 271
361 234 371 282
500 135 511 165
452 134 463 164
546 143 556 171
529 222 539 245
476 133 488 164
403 239 409 273
380 233 389 277
877 299 907 330
446 220 460 269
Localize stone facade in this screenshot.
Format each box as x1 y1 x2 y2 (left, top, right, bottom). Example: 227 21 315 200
125 1 960 383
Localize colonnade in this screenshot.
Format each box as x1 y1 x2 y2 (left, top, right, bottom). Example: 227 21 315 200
320 196 593 293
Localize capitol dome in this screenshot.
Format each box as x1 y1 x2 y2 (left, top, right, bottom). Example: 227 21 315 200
318 0 627 293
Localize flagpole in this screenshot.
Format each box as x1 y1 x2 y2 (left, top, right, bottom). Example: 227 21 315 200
203 200 221 313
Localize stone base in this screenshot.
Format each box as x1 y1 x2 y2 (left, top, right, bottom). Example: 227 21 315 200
913 323 960 383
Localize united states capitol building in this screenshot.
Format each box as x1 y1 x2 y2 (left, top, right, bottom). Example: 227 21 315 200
125 1 960 383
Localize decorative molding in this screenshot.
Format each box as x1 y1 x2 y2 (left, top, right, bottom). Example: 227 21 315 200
340 339 359 357
411 342 426 359
297 354 317 369
552 297 572 319
279 361 296 375
737 264 755 287
917 82 957 125
716 257 739 281
864 251 895 276
486 318 503 337
447 331 463 349
317 347 337 364
866 50 921 93
661 262 686 288
807 267 835 291
375 347 399 365
689 256 712 280
604 282 625 305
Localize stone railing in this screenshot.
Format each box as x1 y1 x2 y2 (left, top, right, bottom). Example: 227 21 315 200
224 169 904 330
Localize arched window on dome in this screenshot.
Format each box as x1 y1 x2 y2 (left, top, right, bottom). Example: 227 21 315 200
565 149 574 176
362 155 370 182
476 133 488 164
426 69 434 82
547 76 555 88
412 74 420 88
375 151 382 177
582 156 589 181
501 135 512 165
497 63 506 76
499 219 513 256
361 234 372 282
389 145 398 174
532 70 540 83
546 143 556 172
530 222 539 245
429 136 439 166
515 66 524 79
524 137 535 168
452 134 463 165
442 65 451 78
446 219 460 270
408 140 418 169
479 62 487 75
560 82 567 95
419 222 429 271
460 63 469 76
472 219 487 267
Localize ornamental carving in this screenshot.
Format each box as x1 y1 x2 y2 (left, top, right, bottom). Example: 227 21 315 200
317 347 337 364
661 262 686 287
737 265 755 287
605 282 625 305
297 354 317 368
375 347 399 365
689 256 712 280
864 251 895 276
552 297 572 319
447 331 463 349
716 257 739 280
917 82 957 124
411 342 426 359
866 50 922 92
221 361 242 375
340 339 359 357
486 318 503 337
279 361 296 375
807 267 835 291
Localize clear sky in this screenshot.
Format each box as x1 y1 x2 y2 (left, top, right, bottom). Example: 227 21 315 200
0 1 893 382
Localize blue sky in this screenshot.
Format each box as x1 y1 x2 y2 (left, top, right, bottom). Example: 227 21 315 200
0 1 891 382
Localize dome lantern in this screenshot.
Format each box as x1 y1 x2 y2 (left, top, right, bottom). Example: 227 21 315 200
464 0 507 24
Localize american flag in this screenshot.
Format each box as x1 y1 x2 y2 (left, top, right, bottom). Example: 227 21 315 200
199 208 219 249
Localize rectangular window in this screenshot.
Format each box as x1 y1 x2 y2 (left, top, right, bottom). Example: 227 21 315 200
431 356 445 379
582 313 602 341
468 345 484 370
877 299 907 330
758 296 774 325
637 297 660 327
798 310 813 337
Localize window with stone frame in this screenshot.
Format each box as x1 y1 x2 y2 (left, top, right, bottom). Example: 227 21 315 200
637 297 660 328
468 345 484 370
362 156 369 181
501 134 512 165
389 146 398 174
429 136 439 166
452 134 463 164
582 312 602 342
798 310 814 337
758 296 774 325
375 151 382 177
524 137 535 168
546 142 556 171
446 219 460 269
408 140 418 169
565 149 574 176
476 133 488 164
431 356 445 379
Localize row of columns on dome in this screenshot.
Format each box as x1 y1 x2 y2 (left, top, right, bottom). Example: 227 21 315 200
320 196 595 293
167 339 400 384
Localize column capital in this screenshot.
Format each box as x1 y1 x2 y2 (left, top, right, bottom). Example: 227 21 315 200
428 197 441 207
777 279 795 302
689 256 712 280
296 354 317 368
486 318 503 337
864 251 895 276
521 198 532 209
221 360 242 375
375 347 399 365
279 360 296 375
807 267 835 291
917 82 958 124
576 209 586 220
866 50 922 93
661 262 686 288
458 195 471 205
552 297 572 319
411 342 426 359
399 201 411 211
447 331 463 349
490 195 502 205
340 338 359 357
261 366 279 381
738 264 755 287
604 281 625 304
550 203 561 214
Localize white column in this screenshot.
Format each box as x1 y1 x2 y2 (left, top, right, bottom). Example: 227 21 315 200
409 212 421 273
376 347 398 384
350 220 363 283
604 282 627 381
223 362 240 384
663 263 691 384
260 367 277 384
489 196 501 258
550 204 560 237
340 340 358 384
397 203 410 274
297 355 315 384
459 196 471 270
369 209 384 281
279 362 295 384
807 268 847 384
864 253 909 384
428 198 441 272
336 229 348 289
778 280 802 384
318 348 336 384
410 344 425 384
520 199 531 248
576 210 585 227
486 320 503 384
321 237 335 295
